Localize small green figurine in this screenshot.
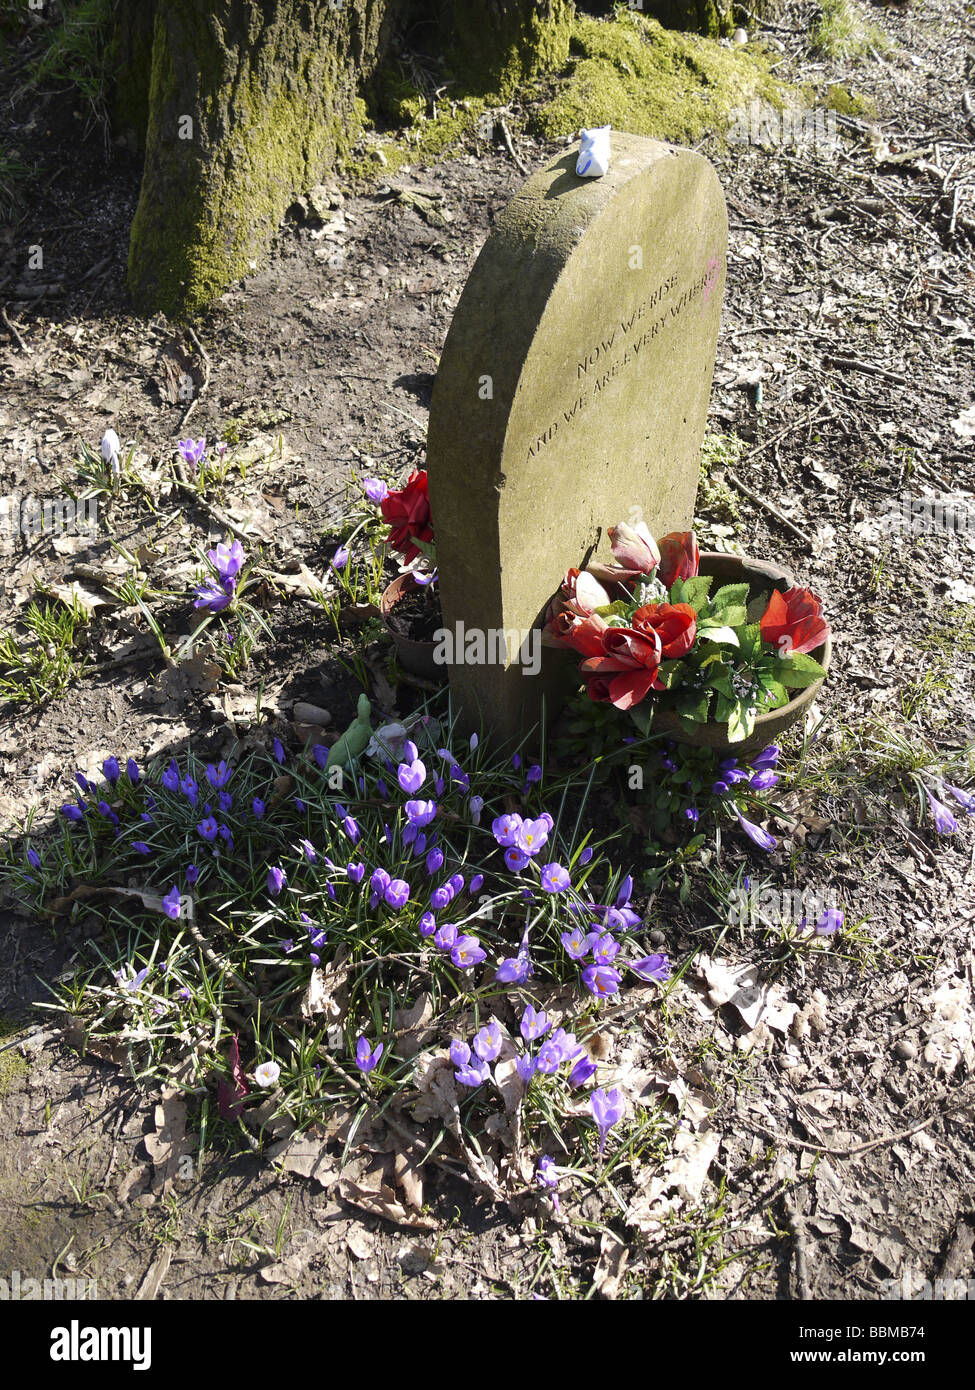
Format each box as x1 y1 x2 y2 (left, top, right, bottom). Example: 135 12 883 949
326 693 372 769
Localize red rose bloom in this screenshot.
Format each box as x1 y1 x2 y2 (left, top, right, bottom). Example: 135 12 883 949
632 602 697 659
657 531 700 590
759 585 829 656
579 626 663 711
381 470 434 564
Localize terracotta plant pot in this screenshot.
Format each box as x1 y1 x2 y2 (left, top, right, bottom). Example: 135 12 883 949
650 551 832 757
379 573 442 681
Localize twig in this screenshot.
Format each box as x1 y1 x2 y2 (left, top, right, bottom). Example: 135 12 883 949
179 324 211 429
782 1194 812 1299
1 304 28 352
725 469 814 549
757 1088 973 1158
826 354 906 385
497 117 529 176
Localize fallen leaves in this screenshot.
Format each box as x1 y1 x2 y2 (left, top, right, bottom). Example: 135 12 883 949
694 953 800 1050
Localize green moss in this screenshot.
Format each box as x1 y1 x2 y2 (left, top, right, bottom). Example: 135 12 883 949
445 0 573 98
532 11 787 144
0 1019 29 1098
823 83 876 118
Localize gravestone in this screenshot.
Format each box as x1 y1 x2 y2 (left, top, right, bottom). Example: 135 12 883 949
426 131 727 741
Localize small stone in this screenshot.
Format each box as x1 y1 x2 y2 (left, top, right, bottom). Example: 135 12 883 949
732 27 748 44
893 1038 916 1060
649 929 667 946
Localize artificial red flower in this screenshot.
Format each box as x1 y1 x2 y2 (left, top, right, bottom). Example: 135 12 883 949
656 531 700 589
543 609 609 657
759 585 829 656
607 521 660 576
579 626 663 710
381 469 434 564
632 601 698 659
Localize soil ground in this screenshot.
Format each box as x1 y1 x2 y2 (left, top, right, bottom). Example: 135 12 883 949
1 0 974 1302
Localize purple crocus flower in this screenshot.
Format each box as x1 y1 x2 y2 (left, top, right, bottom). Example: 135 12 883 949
115 965 150 993
496 952 532 985
363 478 388 504
591 1087 624 1154
685 807 700 822
405 799 437 827
102 756 120 785
347 862 365 883
311 744 329 770
251 797 265 818
526 763 543 786
926 788 958 834
561 925 591 961
369 867 390 905
536 1155 560 1211
272 737 286 764
451 935 486 969
535 1037 565 1075
330 545 350 570
180 776 198 805
267 866 287 896
218 791 232 814
516 1054 537 1084
581 964 622 998
75 772 93 794
208 540 244 584
425 847 444 875
61 803 85 822
206 760 231 789
197 815 218 842
751 745 779 770
430 883 455 911
944 782 975 814
455 1057 490 1088
579 846 594 865
630 953 672 983
96 800 119 827
384 878 410 910
520 1005 550 1042
433 923 457 951
749 770 780 791
418 911 437 937
355 1036 383 1073
341 814 359 844
178 437 206 470
591 932 620 965
492 813 522 847
397 758 426 795
162 885 182 920
735 810 777 851
129 841 150 856
469 796 484 826
449 1039 471 1069
469 873 484 894
540 862 570 893
185 864 199 884
300 839 317 862
814 908 844 936
26 848 41 869
569 1056 597 1088
504 847 530 873
473 1022 503 1062
515 817 550 858
194 578 233 612
161 760 179 792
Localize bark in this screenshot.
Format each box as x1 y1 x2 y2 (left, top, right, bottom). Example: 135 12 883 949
641 1 734 38
126 0 401 317
123 0 574 318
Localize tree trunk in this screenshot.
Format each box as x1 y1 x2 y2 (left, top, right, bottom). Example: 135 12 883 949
123 0 574 318
641 2 734 38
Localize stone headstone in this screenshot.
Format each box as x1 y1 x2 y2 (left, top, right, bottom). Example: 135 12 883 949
426 132 727 741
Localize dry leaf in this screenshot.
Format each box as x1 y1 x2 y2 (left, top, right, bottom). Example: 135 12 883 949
593 1233 629 1299
267 1128 342 1189
393 991 436 1059
144 1088 195 1197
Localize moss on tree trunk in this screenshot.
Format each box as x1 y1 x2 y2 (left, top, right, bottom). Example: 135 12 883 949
125 0 575 318
127 0 401 317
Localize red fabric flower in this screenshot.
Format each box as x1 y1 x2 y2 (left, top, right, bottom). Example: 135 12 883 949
381 470 434 564
632 601 698 659
543 609 609 657
759 585 829 656
656 531 700 589
579 626 663 710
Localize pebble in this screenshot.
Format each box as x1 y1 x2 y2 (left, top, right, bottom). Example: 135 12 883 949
732 27 748 44
649 929 667 946
893 1038 916 1060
